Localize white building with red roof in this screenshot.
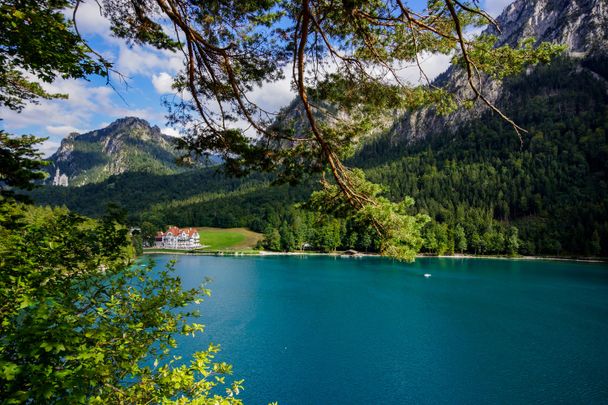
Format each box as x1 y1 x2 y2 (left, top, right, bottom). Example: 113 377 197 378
154 226 201 249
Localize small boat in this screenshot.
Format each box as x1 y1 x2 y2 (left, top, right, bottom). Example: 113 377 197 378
424 273 432 278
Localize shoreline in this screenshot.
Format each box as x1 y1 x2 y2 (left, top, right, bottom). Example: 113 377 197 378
142 249 607 263
430 253 606 264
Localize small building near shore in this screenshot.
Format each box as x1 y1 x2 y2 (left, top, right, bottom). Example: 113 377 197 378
154 226 201 249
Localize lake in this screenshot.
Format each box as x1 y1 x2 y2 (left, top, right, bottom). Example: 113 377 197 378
150 255 608 404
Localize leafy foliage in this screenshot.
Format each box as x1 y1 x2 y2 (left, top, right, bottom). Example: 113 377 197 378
0 0 107 111
0 132 47 200
461 36 566 80
0 203 243 403
30 56 608 258
307 169 429 261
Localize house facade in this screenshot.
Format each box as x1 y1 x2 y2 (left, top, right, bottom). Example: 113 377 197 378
154 226 201 249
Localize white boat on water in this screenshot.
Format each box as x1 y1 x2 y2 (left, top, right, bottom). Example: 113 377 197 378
424 273 432 278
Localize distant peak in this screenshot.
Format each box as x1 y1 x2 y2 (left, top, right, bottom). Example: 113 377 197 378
108 116 152 128
491 0 608 54
45 116 184 186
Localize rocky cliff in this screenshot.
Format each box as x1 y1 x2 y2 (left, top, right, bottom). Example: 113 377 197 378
491 0 608 53
384 0 608 146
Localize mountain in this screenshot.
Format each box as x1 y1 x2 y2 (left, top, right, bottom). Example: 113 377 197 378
46 117 184 186
31 0 608 257
378 0 608 146
491 0 608 52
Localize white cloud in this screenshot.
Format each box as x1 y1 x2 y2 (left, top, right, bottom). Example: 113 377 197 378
72 1 111 37
163 49 184 73
72 1 184 80
395 52 453 85
152 72 175 94
484 0 514 17
161 127 180 137
465 25 485 40
1 78 163 135
116 46 162 76
45 125 82 136
248 68 294 114
114 44 183 77
38 139 61 157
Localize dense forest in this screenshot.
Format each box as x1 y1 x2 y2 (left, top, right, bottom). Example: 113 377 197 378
30 57 608 257
360 57 608 257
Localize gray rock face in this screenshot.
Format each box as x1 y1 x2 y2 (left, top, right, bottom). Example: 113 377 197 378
385 0 608 146
491 0 608 54
53 133 77 163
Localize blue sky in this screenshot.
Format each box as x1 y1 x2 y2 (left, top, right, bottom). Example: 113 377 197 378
0 0 513 156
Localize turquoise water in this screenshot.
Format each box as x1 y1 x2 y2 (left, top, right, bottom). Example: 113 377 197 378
152 255 608 404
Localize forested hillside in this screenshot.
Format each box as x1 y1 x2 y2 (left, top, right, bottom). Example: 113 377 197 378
45 117 187 186
361 57 608 256
31 56 608 257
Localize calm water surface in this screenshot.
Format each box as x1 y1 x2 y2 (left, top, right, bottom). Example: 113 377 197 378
151 255 608 404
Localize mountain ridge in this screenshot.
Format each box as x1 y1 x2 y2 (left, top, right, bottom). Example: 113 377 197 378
31 0 608 257
46 0 605 187
380 0 608 146
46 117 183 186
491 0 608 53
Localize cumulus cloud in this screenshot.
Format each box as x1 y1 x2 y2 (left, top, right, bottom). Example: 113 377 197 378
395 52 453 85
45 125 82 136
161 127 180 137
38 139 62 158
1 78 163 134
115 46 181 77
73 0 184 84
247 67 295 114
152 72 175 94
71 1 183 75
72 1 111 37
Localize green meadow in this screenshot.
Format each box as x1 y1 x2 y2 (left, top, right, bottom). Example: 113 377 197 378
196 227 263 251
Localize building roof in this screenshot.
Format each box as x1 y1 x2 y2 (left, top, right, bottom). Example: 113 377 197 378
184 227 199 237
157 226 199 238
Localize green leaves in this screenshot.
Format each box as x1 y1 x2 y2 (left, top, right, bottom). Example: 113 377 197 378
0 362 21 381
0 132 47 201
0 0 109 111
0 203 243 403
462 35 566 80
308 169 429 261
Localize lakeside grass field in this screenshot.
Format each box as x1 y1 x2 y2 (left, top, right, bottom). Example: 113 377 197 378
144 227 264 253
196 227 263 250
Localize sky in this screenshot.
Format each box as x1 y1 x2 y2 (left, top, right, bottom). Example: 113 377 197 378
0 0 514 157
